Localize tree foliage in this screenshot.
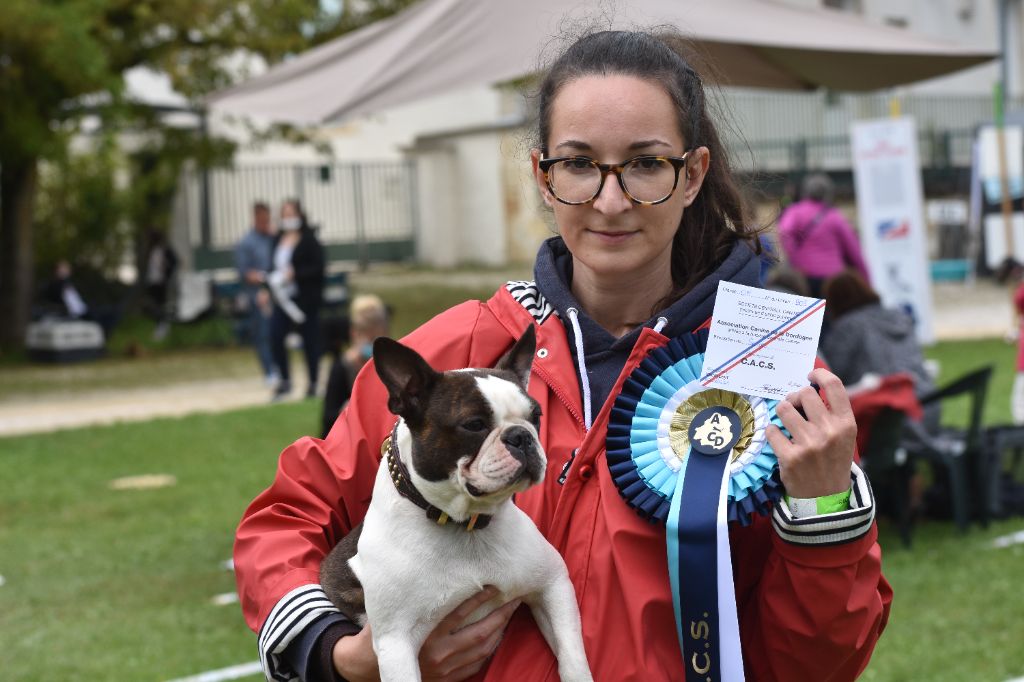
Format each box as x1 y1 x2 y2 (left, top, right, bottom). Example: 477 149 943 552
0 0 424 349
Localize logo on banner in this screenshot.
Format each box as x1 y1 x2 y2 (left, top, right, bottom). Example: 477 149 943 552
877 218 910 240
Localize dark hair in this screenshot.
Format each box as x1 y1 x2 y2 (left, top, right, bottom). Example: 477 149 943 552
283 197 310 231
822 269 880 320
801 174 834 204
765 264 811 298
535 30 757 307
253 201 270 214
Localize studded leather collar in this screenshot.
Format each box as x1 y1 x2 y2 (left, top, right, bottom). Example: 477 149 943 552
383 423 492 531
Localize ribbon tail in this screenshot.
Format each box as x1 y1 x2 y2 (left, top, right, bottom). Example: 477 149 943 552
667 449 688 658
717 461 746 682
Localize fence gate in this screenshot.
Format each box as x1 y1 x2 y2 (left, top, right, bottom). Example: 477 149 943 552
178 161 418 270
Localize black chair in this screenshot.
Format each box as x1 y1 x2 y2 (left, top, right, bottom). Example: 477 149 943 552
906 365 994 532
982 424 1024 518
862 407 915 547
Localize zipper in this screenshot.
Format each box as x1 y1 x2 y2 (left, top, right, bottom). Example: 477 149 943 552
533 362 585 427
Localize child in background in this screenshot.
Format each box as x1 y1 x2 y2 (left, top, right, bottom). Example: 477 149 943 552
320 294 390 438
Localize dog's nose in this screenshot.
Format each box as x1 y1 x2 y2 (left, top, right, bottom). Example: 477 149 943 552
501 426 532 456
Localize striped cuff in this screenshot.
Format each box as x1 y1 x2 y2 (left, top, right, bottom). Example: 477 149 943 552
258 584 341 682
772 462 875 546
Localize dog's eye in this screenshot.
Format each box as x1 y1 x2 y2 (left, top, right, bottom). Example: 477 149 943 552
461 418 488 433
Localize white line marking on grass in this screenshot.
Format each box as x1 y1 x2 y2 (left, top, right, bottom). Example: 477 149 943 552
991 529 1024 548
108 473 177 490
0 575 5 587
210 591 240 606
164 661 262 682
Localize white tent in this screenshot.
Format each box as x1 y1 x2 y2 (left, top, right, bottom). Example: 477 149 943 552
208 0 997 124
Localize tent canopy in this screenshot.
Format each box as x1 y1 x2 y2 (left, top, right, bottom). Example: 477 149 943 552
208 0 997 124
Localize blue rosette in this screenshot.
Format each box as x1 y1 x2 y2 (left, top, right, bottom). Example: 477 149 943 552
606 329 786 527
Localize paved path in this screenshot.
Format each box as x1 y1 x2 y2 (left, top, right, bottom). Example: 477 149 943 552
0 277 1013 438
0 376 294 438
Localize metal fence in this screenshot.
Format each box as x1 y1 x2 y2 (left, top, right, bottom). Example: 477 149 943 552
178 160 418 269
716 90 1020 172
728 128 976 173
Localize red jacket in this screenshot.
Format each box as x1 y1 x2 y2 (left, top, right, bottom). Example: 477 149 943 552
235 282 892 682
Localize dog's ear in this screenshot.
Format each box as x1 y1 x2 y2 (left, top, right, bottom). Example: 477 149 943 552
495 325 536 389
373 337 439 423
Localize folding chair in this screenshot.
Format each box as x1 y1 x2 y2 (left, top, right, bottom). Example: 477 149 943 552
907 365 994 532
861 407 915 547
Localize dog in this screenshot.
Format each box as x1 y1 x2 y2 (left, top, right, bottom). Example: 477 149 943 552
320 326 593 682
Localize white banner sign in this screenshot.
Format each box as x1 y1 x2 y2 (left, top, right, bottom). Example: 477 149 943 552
850 116 934 344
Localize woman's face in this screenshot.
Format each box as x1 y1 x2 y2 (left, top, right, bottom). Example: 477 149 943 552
532 74 709 283
281 202 299 220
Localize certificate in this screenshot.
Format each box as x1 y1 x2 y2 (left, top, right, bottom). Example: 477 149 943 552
699 282 825 400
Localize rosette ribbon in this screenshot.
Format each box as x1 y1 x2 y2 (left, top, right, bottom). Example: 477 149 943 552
606 330 787 682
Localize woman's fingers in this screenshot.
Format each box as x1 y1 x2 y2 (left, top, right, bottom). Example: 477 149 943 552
769 369 857 498
435 586 499 635
441 599 519 672
421 588 518 680
809 367 854 420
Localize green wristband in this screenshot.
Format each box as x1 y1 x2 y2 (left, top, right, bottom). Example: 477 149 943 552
785 488 852 518
814 489 852 515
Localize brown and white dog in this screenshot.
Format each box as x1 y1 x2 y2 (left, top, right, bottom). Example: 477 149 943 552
320 327 592 682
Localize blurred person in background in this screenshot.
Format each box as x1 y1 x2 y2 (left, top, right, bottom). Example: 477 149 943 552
39 259 119 337
268 198 325 401
820 269 939 443
993 259 1024 424
43 259 90 321
236 201 277 387
778 173 869 297
320 293 391 438
143 229 179 341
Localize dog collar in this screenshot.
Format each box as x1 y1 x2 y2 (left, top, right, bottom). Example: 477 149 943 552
383 425 492 531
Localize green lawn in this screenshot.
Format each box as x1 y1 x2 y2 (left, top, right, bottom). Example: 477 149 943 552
1 338 1022 681
0 401 315 681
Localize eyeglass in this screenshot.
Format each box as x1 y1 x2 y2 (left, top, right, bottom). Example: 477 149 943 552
538 152 692 206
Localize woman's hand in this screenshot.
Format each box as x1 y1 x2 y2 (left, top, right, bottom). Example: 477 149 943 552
332 586 520 682
332 626 379 682
420 586 520 681
766 368 857 499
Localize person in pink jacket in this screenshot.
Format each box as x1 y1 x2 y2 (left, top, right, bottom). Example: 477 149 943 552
778 174 871 297
234 29 891 682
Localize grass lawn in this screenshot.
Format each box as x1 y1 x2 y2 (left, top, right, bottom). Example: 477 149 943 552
0 401 316 681
2 336 1023 680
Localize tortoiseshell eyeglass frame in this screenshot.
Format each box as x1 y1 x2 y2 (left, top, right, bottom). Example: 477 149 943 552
537 151 692 206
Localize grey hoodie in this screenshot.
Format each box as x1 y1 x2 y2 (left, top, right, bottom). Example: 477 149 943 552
821 302 934 397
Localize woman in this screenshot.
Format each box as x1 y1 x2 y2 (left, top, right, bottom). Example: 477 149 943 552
777 174 870 297
236 30 891 681
268 199 326 400
821 269 940 440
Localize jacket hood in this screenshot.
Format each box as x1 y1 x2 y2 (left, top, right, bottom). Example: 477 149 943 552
534 235 761 348
848 303 914 341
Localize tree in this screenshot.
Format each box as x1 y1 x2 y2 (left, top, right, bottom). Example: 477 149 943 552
0 0 421 350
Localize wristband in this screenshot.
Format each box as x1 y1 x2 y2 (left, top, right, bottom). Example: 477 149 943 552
786 488 851 518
